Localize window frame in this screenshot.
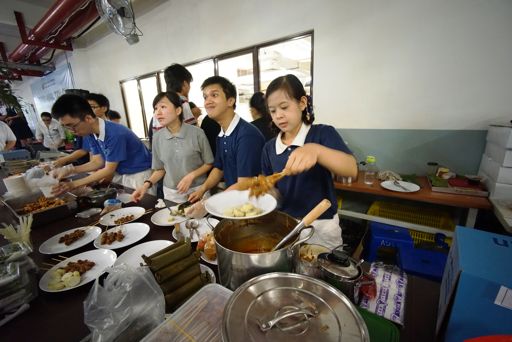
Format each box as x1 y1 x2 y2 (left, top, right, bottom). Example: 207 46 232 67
119 30 313 138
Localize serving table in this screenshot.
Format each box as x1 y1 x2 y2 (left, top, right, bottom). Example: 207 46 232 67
1 190 439 342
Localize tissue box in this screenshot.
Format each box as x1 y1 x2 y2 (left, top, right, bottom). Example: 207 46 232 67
436 226 512 341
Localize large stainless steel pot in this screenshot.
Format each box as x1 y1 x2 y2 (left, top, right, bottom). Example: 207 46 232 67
214 211 313 290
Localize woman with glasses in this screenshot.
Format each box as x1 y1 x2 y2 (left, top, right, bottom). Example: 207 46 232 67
35 112 65 150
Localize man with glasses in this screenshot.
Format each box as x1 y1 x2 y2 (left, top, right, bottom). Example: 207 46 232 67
86 93 110 120
50 94 154 195
35 112 65 150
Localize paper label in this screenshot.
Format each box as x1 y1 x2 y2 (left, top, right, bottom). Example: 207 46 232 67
494 286 512 310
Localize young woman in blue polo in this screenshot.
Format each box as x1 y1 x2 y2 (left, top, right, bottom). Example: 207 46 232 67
261 74 358 249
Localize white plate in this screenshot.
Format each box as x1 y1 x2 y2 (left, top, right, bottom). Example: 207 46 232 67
204 190 277 219
39 226 102 255
150 206 188 227
200 251 218 265
93 222 150 250
200 264 216 283
98 206 146 226
380 180 421 193
39 249 117 293
114 240 173 267
172 217 219 243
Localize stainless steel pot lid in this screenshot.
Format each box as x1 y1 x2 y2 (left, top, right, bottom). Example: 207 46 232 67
222 272 369 342
318 251 361 280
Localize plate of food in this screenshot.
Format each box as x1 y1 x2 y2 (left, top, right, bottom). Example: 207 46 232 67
380 180 420 193
98 206 146 226
39 226 102 255
114 240 173 267
204 190 277 219
200 264 216 283
150 205 188 227
197 232 217 265
171 217 219 243
93 222 150 250
39 249 117 292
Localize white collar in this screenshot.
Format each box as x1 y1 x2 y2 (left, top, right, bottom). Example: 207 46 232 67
275 123 311 155
218 114 240 137
95 118 106 141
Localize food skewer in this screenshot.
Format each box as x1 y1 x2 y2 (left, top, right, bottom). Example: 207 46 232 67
240 169 289 197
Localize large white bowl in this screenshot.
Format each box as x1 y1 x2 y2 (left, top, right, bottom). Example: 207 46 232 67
204 190 277 219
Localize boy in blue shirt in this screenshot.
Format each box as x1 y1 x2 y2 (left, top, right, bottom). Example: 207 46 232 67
188 76 265 202
50 94 153 195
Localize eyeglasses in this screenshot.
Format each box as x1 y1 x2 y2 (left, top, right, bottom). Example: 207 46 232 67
63 120 83 131
90 105 100 110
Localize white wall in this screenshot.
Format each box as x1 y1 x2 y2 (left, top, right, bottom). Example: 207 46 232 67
15 0 512 130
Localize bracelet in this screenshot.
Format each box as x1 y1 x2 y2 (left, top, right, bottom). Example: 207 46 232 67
144 180 153 188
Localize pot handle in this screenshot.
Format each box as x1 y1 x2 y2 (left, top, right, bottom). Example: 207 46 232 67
259 307 318 332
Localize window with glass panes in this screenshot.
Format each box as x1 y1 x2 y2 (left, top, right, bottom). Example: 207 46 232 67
120 32 312 138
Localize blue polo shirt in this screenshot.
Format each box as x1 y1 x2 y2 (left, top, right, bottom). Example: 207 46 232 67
88 120 151 175
213 115 265 187
261 124 352 220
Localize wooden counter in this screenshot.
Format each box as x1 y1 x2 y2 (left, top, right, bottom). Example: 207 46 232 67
335 172 492 234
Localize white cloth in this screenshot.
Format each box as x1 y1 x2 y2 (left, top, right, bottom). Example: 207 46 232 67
36 119 65 149
300 213 343 250
162 184 206 204
0 121 16 151
180 95 196 125
112 169 155 195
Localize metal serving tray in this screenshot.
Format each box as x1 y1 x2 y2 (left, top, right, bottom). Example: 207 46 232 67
1 191 77 228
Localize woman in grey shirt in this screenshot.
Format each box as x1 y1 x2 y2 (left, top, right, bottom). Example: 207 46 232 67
132 92 214 203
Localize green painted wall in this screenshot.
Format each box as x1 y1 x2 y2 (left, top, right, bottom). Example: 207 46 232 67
337 129 487 176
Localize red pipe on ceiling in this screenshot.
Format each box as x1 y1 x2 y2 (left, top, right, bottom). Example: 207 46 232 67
29 2 99 63
8 0 91 62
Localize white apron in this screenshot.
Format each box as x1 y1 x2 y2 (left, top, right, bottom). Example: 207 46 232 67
113 169 155 196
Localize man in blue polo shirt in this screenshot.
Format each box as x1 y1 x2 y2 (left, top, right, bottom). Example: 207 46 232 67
188 76 265 202
50 94 153 195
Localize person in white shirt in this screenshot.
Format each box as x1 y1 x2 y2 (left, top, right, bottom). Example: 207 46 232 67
0 120 16 151
36 112 65 150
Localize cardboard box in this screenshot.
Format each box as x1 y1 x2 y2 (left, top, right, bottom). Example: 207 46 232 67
479 154 512 185
485 142 512 167
486 125 512 149
436 227 512 341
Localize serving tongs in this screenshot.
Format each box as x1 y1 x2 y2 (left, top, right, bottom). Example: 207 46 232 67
241 170 289 197
271 198 331 251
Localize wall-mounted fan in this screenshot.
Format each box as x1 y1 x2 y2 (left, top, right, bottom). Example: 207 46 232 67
95 0 142 45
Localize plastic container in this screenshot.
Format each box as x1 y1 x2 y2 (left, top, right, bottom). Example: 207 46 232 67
365 222 449 281
103 198 122 211
367 201 455 231
364 156 378 185
364 222 414 262
141 284 233 341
